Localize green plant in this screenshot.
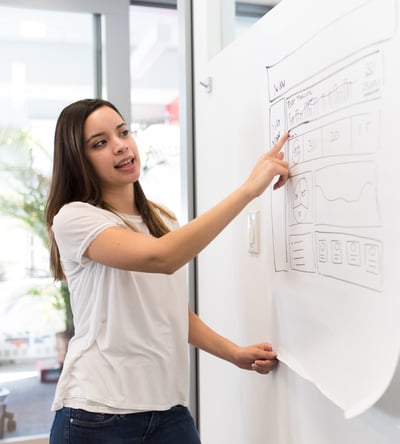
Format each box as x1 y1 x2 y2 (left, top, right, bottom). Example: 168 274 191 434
0 125 74 337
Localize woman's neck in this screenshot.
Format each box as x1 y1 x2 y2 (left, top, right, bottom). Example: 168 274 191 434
102 185 139 216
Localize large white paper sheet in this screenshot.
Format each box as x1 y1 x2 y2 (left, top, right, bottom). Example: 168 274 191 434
267 0 400 418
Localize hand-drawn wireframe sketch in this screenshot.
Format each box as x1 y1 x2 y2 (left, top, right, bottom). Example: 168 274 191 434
262 0 400 419
267 0 395 292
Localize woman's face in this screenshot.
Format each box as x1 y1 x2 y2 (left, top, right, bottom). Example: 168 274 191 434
83 105 141 190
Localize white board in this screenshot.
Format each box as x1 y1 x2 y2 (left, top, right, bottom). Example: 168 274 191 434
198 0 400 418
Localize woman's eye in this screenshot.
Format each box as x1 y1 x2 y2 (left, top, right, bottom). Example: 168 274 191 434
93 139 106 148
121 129 130 137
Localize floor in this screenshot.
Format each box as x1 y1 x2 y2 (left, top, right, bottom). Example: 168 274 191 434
0 361 56 440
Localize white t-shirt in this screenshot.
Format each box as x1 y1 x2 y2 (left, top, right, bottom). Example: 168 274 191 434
51 202 189 413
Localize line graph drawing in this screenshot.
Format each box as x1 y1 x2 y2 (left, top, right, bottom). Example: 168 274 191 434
315 161 380 227
317 179 373 203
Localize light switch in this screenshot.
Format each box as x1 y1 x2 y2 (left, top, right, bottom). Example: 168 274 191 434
247 211 259 254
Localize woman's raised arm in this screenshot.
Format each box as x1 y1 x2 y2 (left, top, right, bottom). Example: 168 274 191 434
85 132 289 274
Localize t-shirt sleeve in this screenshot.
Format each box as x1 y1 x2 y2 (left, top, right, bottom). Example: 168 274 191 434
52 202 121 266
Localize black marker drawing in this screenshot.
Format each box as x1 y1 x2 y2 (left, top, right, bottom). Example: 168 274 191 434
267 4 391 290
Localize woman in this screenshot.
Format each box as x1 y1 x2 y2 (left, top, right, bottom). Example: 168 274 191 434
46 98 289 444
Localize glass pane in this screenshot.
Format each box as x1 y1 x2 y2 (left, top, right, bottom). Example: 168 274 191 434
235 1 282 39
130 5 181 219
0 6 95 439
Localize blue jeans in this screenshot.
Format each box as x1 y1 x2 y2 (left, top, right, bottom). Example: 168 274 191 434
50 405 201 444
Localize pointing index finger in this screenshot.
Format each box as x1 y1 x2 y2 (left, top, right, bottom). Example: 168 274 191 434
269 131 289 155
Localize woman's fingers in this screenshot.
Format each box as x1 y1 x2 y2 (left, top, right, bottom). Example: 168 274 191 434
268 131 289 157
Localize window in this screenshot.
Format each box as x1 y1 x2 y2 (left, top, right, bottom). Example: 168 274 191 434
0 1 187 440
130 3 181 218
0 6 96 439
235 1 275 37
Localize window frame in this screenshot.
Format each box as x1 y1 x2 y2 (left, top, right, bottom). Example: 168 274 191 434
0 0 131 122
131 0 177 8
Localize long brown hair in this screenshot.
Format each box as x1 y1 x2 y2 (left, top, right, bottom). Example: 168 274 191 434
45 98 175 280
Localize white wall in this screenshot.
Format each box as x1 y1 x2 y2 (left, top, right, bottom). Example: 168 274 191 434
192 1 400 443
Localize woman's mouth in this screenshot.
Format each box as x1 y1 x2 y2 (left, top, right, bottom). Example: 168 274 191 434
115 157 134 169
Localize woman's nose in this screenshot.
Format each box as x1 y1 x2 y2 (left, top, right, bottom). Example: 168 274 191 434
114 139 128 153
